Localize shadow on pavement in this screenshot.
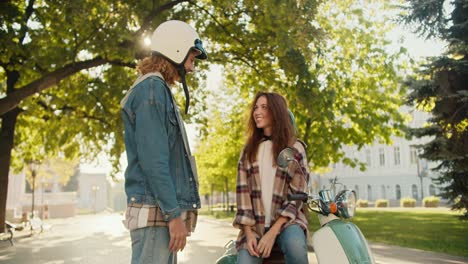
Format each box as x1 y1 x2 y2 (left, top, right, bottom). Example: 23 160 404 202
0 231 131 264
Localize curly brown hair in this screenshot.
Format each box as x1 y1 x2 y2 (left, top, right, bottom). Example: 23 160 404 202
244 92 296 166
136 55 179 85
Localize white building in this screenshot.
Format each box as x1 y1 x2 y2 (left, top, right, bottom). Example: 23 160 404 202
6 171 78 221
318 108 444 206
77 172 108 213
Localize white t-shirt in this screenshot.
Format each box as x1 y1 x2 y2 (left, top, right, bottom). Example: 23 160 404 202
257 140 276 227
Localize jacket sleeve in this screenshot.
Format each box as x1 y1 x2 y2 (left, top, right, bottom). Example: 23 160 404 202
278 142 309 221
134 78 180 221
233 149 256 229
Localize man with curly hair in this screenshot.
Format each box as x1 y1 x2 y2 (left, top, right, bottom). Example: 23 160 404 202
120 20 207 264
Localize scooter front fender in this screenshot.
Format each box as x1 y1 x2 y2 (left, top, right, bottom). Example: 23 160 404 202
312 219 374 264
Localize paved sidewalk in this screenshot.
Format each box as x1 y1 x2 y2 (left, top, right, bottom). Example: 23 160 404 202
0 213 466 264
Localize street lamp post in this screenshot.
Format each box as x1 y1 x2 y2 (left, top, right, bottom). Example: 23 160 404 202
41 177 45 218
92 185 100 214
30 162 37 220
416 156 428 201
416 158 423 200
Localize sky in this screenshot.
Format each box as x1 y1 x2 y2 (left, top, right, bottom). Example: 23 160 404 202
80 17 447 177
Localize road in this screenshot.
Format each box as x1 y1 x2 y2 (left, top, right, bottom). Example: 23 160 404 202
0 212 466 264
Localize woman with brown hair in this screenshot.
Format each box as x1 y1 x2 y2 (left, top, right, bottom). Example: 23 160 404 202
233 92 310 264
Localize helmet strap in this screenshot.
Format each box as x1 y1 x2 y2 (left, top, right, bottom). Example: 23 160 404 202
177 66 190 115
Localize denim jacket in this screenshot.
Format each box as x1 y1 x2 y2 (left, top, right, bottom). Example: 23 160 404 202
121 72 201 222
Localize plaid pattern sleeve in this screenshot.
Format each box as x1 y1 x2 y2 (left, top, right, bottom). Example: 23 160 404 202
233 149 257 229
122 203 197 233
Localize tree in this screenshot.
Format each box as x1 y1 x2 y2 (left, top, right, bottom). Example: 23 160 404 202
401 0 468 213
290 0 409 169
0 0 177 233
193 0 409 214
195 95 245 209
0 0 407 232
0 0 323 232
24 158 78 189
198 0 408 171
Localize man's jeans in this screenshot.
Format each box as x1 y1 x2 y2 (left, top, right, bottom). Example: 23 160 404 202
237 224 308 264
130 226 176 264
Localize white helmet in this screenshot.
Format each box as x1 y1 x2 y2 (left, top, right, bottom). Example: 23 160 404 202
150 20 207 65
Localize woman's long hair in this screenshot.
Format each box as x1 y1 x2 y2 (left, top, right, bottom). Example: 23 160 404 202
137 55 179 85
244 92 296 166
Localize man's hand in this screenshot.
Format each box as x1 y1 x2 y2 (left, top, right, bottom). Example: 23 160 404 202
168 217 188 252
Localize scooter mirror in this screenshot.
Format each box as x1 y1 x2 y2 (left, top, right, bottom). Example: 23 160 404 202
277 148 295 168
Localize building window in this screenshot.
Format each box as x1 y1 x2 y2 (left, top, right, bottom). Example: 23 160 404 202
394 147 401 166
412 184 418 200
367 185 373 201
365 149 371 166
429 184 437 196
395 185 401 199
381 185 387 199
410 147 418 164
379 148 385 166
355 185 359 199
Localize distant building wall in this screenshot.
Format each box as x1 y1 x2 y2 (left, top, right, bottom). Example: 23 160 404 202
21 192 77 219
6 172 26 220
77 171 108 212
320 107 447 205
107 180 127 212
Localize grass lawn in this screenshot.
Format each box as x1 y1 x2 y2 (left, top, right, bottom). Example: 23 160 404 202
349 208 468 258
200 207 468 257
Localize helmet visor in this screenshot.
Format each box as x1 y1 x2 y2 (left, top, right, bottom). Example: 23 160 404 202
193 39 207 60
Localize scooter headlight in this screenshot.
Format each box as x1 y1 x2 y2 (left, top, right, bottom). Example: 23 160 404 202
335 190 356 219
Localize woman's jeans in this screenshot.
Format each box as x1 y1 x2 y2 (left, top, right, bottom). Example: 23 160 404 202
130 226 176 264
237 224 308 264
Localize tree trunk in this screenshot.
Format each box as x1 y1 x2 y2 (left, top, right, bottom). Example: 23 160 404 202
225 178 229 211
210 184 214 211
304 118 312 148
0 107 20 233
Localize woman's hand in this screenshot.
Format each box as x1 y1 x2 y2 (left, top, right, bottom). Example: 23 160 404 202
257 229 278 258
245 232 260 257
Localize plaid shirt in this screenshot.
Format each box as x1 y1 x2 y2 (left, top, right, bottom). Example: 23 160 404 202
233 141 309 250
123 203 197 233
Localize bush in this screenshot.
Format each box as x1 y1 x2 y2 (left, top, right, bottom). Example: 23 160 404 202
375 199 389 208
423 196 440 207
357 199 368 207
400 197 416 207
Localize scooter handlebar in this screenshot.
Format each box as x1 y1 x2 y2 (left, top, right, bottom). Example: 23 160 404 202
287 192 308 202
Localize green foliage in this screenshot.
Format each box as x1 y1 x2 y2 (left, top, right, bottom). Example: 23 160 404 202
375 199 389 207
400 197 416 207
1 0 409 207
194 95 244 195
0 0 172 176
423 196 440 208
202 207 468 257
198 207 236 220
352 209 468 257
0 0 324 178
194 1 409 196
357 199 369 207
24 158 78 190
297 0 408 169
402 0 468 213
